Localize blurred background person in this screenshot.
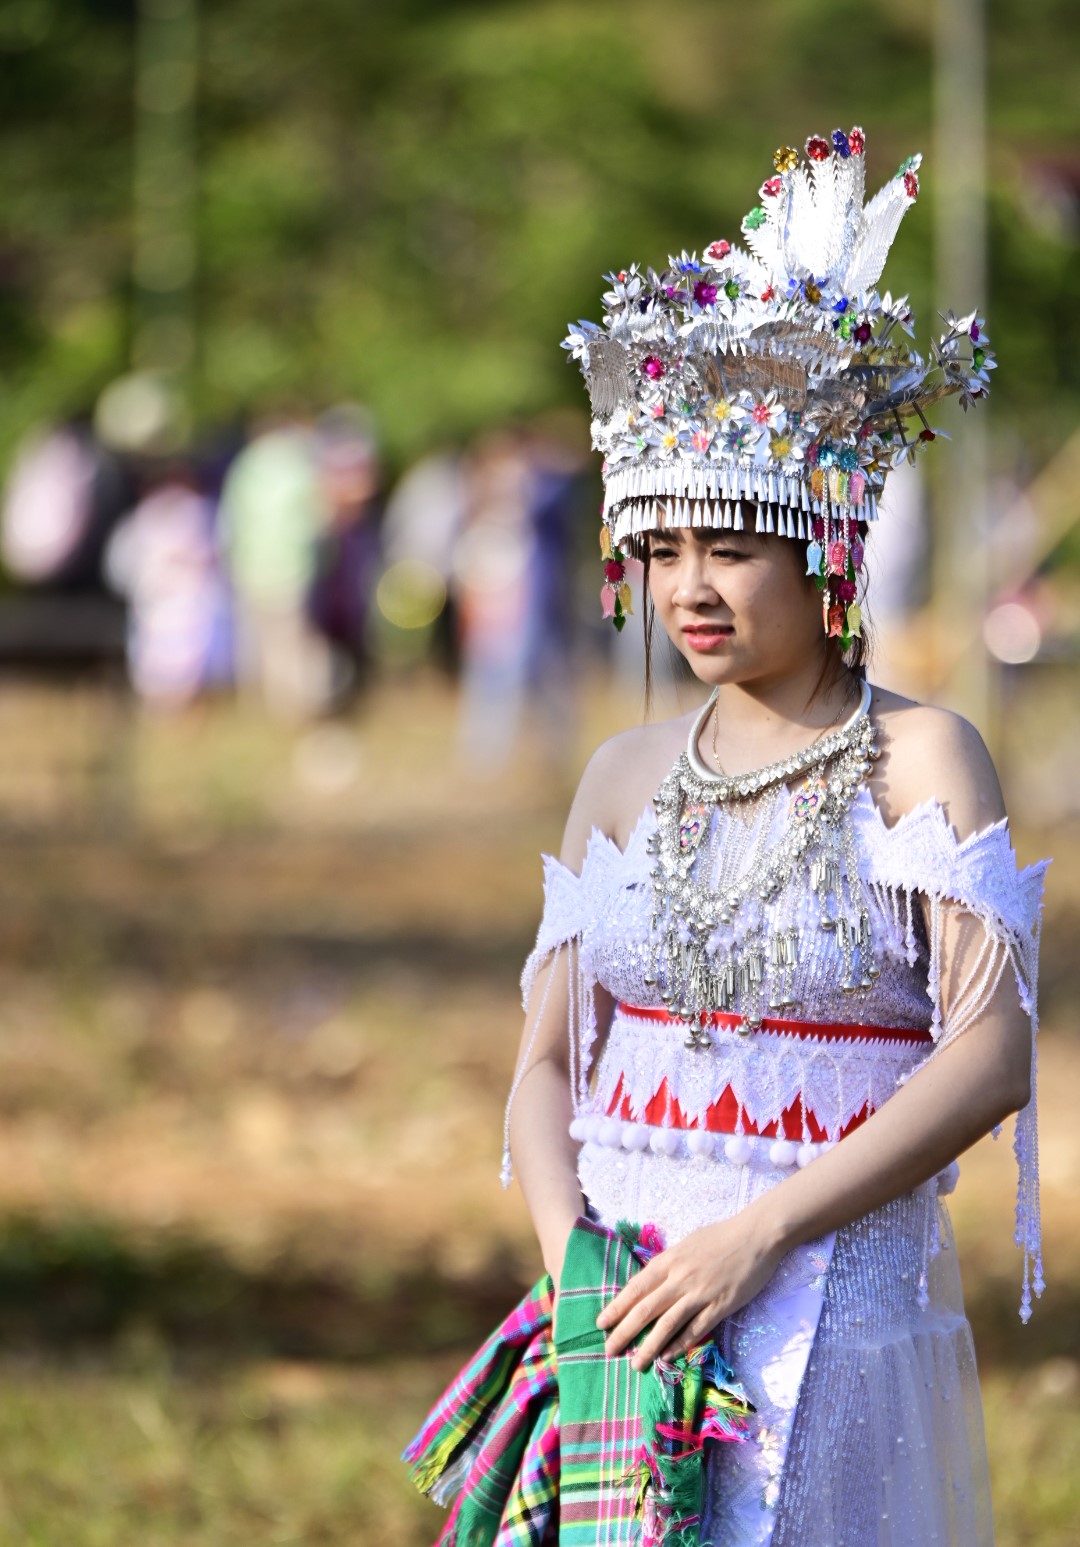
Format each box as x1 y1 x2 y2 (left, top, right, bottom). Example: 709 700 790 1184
306 404 384 711
451 420 592 774
451 427 535 772
517 413 592 767
2 416 131 595
218 411 331 719
380 444 469 674
104 460 232 709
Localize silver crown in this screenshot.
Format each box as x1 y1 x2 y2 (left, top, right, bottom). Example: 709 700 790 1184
564 127 994 640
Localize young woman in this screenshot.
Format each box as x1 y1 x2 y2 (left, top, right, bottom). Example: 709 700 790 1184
409 128 1046 1545
506 516 1040 1543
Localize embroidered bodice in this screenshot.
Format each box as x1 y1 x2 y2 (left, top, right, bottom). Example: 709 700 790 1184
508 722 1049 1320
542 790 937 1027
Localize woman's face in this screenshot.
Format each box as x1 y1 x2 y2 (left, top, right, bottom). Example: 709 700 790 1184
647 524 825 690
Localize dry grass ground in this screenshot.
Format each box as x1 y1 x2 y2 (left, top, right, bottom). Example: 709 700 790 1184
0 672 1076 1545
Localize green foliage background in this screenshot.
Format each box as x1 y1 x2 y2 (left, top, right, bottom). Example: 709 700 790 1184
0 0 1078 470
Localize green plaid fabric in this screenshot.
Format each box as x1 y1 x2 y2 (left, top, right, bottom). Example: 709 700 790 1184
403 1273 558 1547
554 1217 652 1545
445 1321 560 1547
404 1217 750 1547
403 1276 555 1506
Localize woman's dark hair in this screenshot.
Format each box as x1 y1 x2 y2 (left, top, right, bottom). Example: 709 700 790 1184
638 516 872 714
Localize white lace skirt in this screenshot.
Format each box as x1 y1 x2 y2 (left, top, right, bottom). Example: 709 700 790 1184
578 1142 994 1547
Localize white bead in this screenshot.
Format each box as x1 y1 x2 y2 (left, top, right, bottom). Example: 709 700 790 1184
796 1142 818 1169
568 1117 588 1142
686 1129 716 1157
599 1117 624 1148
622 1122 651 1151
723 1135 752 1165
769 1138 799 1168
650 1128 682 1157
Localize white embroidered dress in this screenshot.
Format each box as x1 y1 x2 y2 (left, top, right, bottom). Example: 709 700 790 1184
508 703 1047 1547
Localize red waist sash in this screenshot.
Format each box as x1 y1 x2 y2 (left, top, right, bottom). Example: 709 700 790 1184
608 1001 933 1144
616 1001 934 1046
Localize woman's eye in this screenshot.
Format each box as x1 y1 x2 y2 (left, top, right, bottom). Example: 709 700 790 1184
710 547 745 560
650 546 677 560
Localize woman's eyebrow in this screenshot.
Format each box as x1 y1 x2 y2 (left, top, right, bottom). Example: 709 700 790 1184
686 529 753 545
651 526 759 548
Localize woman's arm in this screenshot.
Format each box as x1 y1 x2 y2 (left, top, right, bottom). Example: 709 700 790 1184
599 705 1034 1368
507 944 588 1286
507 737 631 1286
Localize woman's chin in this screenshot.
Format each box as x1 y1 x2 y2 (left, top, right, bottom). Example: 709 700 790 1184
677 650 743 687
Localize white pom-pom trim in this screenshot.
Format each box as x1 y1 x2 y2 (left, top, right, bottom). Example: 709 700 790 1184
649 1128 682 1157
599 1117 625 1148
571 1116 836 1171
769 1138 799 1168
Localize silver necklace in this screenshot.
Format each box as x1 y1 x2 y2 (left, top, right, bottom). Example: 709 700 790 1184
644 681 881 1047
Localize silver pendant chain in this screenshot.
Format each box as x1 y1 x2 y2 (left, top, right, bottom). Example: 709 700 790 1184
644 683 881 1047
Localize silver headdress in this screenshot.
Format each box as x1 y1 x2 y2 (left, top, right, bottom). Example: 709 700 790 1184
563 127 995 640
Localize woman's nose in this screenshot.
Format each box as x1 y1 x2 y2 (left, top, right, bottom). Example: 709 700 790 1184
672 557 719 607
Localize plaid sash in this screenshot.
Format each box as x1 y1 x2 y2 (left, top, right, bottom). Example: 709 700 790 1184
403 1217 751 1547
402 1274 559 1545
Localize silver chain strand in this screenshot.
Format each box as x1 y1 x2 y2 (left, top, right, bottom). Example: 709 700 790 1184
644 684 881 1046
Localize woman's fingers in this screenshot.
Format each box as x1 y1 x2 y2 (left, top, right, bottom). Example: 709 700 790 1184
632 1299 696 1371
596 1262 658 1330
658 1304 718 1363
598 1231 750 1365
601 1294 661 1356
601 1285 672 1356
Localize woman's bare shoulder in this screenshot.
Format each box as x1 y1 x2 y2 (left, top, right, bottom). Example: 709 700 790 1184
558 706 701 870
868 683 1006 840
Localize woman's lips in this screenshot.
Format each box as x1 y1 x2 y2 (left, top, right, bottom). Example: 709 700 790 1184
682 624 733 651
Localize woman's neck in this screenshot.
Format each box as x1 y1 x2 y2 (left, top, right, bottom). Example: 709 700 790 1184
702 667 863 776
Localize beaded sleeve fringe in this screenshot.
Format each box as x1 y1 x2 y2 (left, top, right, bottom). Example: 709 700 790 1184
860 799 1049 1322
502 934 597 1190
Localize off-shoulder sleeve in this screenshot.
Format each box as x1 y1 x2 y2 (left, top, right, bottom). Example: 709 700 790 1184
502 821 649 1188
519 853 590 1010
860 799 1051 1320
502 850 599 1189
